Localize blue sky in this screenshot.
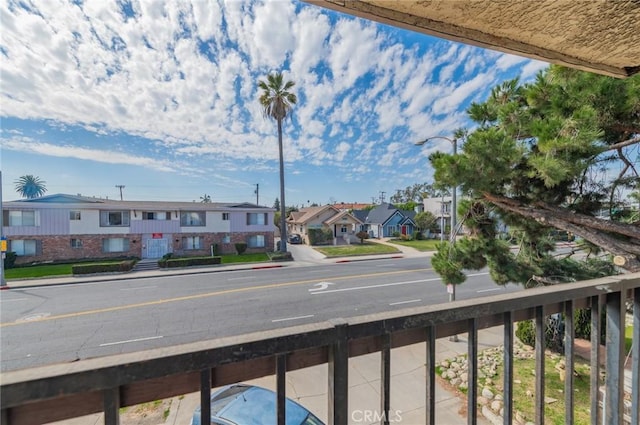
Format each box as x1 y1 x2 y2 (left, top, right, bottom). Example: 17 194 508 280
1 0 548 207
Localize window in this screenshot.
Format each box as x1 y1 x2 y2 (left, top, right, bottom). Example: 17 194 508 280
6 210 36 226
102 238 130 253
70 239 83 248
9 239 38 256
222 213 230 220
182 236 203 250
69 211 81 220
100 211 130 227
246 213 267 225
180 212 205 226
143 212 169 220
340 225 348 233
248 235 265 248
223 234 231 243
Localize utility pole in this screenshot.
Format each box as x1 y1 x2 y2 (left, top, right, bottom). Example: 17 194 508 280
115 185 125 201
379 191 386 203
254 183 259 205
1 171 5 287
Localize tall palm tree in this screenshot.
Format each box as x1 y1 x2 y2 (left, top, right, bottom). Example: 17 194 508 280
200 194 212 203
258 71 297 253
14 175 47 199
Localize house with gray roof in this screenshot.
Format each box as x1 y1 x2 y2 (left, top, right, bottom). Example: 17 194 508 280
358 203 417 238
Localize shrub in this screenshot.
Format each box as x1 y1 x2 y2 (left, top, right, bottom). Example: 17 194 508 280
355 231 369 244
235 242 247 255
415 231 424 240
3 252 17 269
516 320 536 347
72 260 136 275
158 256 221 268
308 228 334 245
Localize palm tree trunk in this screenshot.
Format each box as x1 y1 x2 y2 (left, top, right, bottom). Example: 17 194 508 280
278 118 287 253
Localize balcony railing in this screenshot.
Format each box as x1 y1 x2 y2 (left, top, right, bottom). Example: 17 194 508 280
1 273 639 425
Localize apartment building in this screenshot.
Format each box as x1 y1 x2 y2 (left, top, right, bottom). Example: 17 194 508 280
2 194 276 265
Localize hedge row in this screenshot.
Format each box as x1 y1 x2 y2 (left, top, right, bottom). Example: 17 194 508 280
158 256 222 268
72 260 136 275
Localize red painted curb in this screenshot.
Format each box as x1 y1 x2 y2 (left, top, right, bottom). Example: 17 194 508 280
0 286 11 290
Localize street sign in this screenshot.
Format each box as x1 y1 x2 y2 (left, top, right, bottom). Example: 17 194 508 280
447 284 454 294
1 237 6 252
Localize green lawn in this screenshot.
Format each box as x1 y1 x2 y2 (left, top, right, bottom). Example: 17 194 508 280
5 253 271 280
5 264 75 279
313 242 400 257
386 238 442 251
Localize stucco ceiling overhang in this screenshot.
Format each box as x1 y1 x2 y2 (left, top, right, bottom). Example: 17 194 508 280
306 0 640 78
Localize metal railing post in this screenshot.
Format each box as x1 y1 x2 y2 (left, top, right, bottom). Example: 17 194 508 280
425 326 436 425
564 300 575 425
605 290 624 424
535 305 545 424
200 369 211 425
277 354 287 425
590 295 601 425
104 387 120 425
328 319 349 425
503 312 513 425
380 333 391 425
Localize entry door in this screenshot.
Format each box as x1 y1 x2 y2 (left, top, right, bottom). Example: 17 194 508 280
145 238 169 258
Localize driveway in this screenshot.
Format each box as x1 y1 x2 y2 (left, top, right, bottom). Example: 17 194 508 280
281 240 327 263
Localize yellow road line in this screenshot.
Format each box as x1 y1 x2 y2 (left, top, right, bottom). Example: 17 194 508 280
1 268 432 327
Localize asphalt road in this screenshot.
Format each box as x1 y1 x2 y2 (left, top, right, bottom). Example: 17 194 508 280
0 257 522 372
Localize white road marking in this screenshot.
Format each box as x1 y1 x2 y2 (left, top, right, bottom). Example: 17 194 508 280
376 263 396 267
120 286 157 291
16 313 51 322
272 314 315 323
99 335 163 347
227 276 256 281
310 278 435 295
308 282 335 292
476 288 503 293
0 298 29 302
389 299 422 306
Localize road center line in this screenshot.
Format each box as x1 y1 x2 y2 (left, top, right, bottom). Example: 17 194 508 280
227 277 256 281
272 314 315 323
120 286 157 291
389 299 422 306
0 298 29 302
99 335 163 347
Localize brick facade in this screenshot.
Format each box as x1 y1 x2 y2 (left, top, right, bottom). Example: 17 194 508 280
10 232 275 265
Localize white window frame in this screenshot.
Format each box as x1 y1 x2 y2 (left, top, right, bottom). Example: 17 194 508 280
70 238 83 248
223 235 231 243
247 213 267 225
69 211 81 220
182 236 203 250
102 238 130 253
222 213 230 221
10 239 37 256
8 210 36 226
180 212 205 226
100 211 130 227
248 234 265 248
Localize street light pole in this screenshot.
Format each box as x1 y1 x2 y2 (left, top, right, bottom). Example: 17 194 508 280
415 136 459 340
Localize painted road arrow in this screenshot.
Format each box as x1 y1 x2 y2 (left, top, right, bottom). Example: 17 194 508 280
309 282 335 292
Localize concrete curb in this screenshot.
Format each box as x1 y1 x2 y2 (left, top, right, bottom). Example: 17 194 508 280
335 255 404 263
